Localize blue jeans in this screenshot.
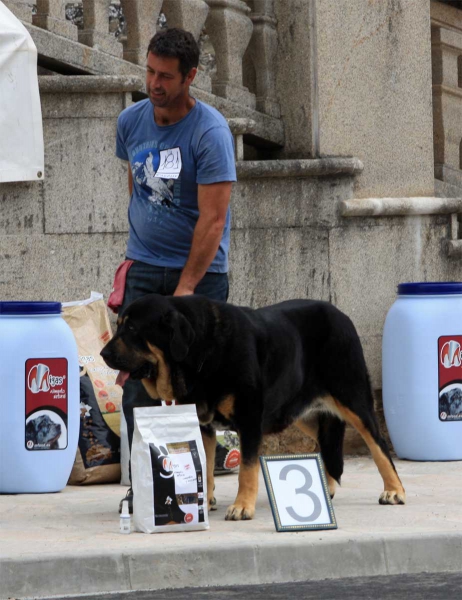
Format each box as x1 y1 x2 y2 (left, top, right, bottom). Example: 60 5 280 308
120 261 229 465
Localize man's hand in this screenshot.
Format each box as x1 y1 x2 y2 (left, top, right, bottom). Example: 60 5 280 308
173 285 195 297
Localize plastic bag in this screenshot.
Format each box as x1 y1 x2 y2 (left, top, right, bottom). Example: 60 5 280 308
132 404 209 533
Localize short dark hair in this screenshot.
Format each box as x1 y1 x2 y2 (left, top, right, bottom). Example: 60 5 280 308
147 28 200 80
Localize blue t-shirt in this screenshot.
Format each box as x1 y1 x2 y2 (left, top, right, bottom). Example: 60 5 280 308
116 99 236 272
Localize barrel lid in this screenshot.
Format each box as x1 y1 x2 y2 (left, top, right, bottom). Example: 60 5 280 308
0 301 62 315
398 282 462 295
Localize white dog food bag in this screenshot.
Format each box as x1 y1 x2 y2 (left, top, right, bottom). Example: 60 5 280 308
132 404 209 533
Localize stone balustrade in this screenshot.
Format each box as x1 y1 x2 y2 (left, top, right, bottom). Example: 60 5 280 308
79 0 122 56
33 0 79 40
4 0 280 122
246 0 280 118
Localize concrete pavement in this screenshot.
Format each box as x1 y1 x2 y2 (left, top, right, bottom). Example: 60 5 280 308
1 457 462 599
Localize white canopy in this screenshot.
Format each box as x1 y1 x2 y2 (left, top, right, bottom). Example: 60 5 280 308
0 1 44 183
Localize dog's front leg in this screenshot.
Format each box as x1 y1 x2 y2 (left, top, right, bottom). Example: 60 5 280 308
201 425 217 511
225 429 261 521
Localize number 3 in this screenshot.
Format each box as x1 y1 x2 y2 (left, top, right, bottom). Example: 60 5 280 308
279 464 322 523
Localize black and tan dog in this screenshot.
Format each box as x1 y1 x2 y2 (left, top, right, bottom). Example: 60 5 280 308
101 294 405 520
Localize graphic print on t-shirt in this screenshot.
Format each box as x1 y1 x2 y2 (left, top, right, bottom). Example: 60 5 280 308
131 145 181 209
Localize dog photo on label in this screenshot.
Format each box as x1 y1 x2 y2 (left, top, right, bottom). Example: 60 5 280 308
26 413 62 450
101 294 405 521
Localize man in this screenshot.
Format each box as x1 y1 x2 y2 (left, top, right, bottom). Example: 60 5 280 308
115 28 236 512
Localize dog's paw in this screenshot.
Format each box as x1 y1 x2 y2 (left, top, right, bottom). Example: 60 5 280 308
225 502 255 521
208 495 218 511
327 475 337 499
379 490 406 505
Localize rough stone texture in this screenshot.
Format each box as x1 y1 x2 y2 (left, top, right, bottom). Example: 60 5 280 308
435 177 462 198
229 227 330 308
119 0 162 66
79 0 123 57
341 196 462 217
0 181 44 235
33 0 79 41
245 0 280 118
227 117 257 136
40 91 125 120
274 0 316 158
0 233 126 302
316 0 435 199
2 0 33 22
205 0 256 109
162 0 210 42
231 174 355 230
236 158 363 180
42 118 128 234
38 75 142 95
184 85 284 147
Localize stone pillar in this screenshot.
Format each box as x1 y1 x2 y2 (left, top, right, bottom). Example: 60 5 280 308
274 0 318 158
3 0 33 22
120 0 163 66
33 0 79 40
162 0 212 92
162 0 209 42
204 0 256 109
247 0 280 118
316 0 434 198
79 0 123 57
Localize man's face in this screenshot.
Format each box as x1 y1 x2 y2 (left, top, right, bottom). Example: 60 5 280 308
145 52 196 108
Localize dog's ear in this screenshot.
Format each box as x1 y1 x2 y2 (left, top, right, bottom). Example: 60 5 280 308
163 310 195 362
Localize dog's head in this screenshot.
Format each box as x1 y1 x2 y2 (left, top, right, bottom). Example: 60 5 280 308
26 414 61 446
100 294 196 400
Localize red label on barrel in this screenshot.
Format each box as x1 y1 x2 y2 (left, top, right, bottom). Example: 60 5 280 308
25 358 68 450
438 337 462 422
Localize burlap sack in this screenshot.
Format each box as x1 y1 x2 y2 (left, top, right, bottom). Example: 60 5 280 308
63 292 122 484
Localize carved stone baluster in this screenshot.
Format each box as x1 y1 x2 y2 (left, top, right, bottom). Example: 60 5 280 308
247 0 280 117
120 0 164 66
204 0 256 109
79 0 123 57
3 0 33 23
162 0 209 42
162 0 211 92
33 0 79 40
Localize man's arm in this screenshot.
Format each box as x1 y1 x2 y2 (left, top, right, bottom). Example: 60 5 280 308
174 181 232 296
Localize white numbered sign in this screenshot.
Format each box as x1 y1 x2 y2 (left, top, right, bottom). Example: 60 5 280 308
260 454 337 532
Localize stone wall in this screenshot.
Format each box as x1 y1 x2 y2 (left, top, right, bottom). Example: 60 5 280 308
275 0 435 199
0 78 130 303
